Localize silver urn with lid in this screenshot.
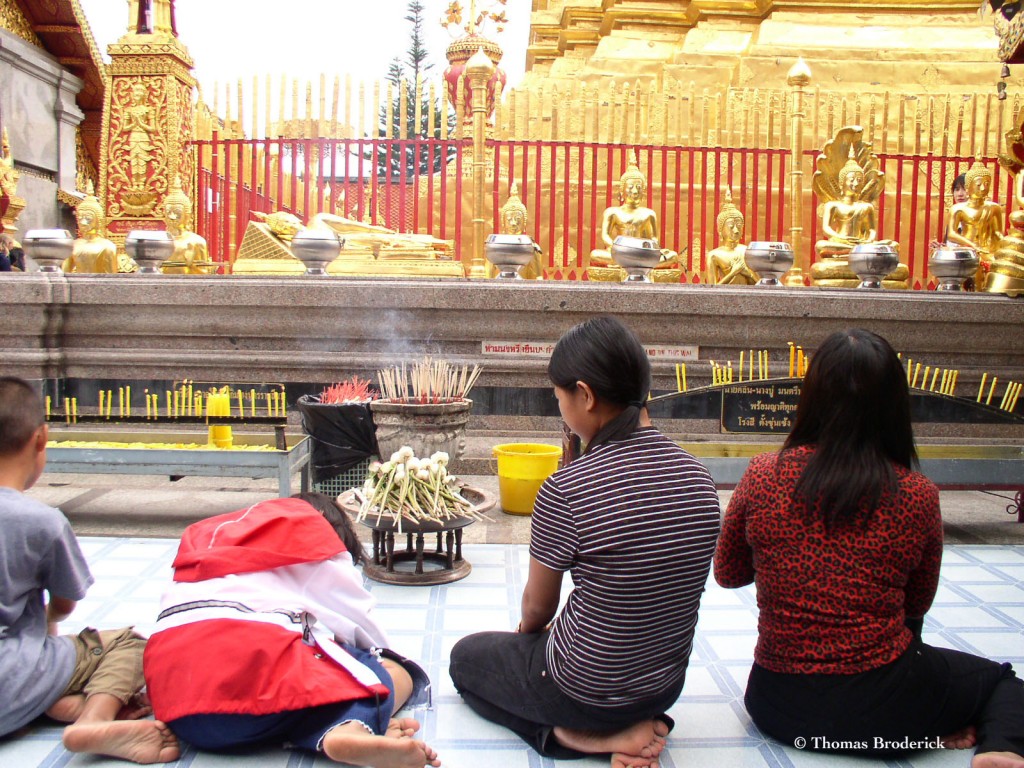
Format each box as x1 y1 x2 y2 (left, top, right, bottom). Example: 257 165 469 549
125 230 175 274
929 246 979 291
610 236 662 282
745 241 794 287
23 229 74 273
291 229 343 275
484 233 536 279
849 243 900 289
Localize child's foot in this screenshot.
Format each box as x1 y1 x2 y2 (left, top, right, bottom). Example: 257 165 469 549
942 724 977 749
553 719 668 763
46 694 86 723
62 719 180 764
117 692 153 721
386 718 421 739
972 752 1024 768
322 721 440 768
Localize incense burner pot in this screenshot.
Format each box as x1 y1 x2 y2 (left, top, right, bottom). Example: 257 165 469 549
745 242 794 286
369 399 472 462
849 242 901 289
291 229 342 275
125 230 175 274
484 234 536 279
23 229 73 273
930 246 980 291
611 236 662 282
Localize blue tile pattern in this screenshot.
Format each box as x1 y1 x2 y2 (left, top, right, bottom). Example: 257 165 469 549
1 541 1021 767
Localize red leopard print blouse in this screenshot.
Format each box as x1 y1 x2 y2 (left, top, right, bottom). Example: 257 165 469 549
714 445 943 675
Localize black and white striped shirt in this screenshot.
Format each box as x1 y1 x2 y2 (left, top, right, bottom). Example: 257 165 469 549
530 427 721 708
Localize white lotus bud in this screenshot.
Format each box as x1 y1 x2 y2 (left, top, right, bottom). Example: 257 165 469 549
390 451 404 463
380 461 394 474
399 446 415 460
416 468 430 481
406 457 421 472
368 461 382 474
431 451 449 466
394 465 406 480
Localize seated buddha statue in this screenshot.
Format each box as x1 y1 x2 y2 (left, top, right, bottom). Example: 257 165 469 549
160 176 215 274
810 130 909 289
587 155 680 281
984 154 1024 294
707 190 757 285
66 187 117 274
497 182 542 280
946 157 1006 290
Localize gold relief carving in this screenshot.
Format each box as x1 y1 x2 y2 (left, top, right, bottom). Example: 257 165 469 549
109 57 195 84
107 78 166 217
0 0 42 47
0 127 25 233
75 127 97 194
920 64 943 91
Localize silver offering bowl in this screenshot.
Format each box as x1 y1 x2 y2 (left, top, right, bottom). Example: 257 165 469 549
611 235 662 282
849 243 900 289
929 246 979 291
745 241 794 286
125 230 175 274
484 233 536 279
23 229 73 273
291 229 343 275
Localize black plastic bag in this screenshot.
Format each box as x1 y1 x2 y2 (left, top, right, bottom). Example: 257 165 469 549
296 395 380 483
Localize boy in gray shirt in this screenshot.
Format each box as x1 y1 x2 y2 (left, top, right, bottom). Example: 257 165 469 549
0 377 178 763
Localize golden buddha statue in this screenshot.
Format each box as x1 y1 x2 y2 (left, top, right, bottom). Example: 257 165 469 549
160 176 215 274
985 129 1024 294
498 182 542 280
811 127 909 289
587 153 680 281
66 187 117 274
707 190 757 285
947 157 1005 289
0 127 26 233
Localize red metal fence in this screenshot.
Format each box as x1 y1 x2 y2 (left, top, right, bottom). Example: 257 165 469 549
194 133 1013 288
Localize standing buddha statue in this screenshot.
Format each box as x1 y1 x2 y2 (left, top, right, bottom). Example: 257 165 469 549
985 120 1024 294
66 185 117 274
160 175 215 274
707 189 757 285
810 127 909 289
946 157 1005 289
587 153 680 280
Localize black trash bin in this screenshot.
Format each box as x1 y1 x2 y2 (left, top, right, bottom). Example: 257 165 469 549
296 395 380 496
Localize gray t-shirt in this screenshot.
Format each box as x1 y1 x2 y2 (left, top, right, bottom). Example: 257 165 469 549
0 488 93 735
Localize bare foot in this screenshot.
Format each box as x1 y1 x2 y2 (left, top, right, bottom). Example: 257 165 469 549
322 721 440 768
62 719 180 764
46 694 86 724
554 719 668 761
972 752 1024 768
942 724 978 749
386 718 421 739
117 692 153 721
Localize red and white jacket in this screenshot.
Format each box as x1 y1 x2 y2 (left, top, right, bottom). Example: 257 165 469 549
144 498 391 722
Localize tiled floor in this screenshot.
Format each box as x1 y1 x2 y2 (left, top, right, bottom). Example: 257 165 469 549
2 540 1023 768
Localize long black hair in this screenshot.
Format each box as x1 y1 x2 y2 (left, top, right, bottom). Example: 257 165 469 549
547 315 651 452
292 491 365 565
783 329 918 529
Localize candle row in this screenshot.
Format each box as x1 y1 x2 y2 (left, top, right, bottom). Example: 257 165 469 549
787 343 808 378
903 358 959 397
46 386 287 420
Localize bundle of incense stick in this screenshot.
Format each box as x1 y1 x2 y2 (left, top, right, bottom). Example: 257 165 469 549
377 357 483 403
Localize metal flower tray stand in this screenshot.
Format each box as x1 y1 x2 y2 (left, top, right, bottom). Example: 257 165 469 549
337 486 495 585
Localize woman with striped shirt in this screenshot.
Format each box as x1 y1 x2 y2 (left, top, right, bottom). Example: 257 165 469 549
450 316 721 768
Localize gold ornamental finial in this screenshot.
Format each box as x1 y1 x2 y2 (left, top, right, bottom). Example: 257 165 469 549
966 154 990 191
466 47 496 78
716 188 743 231
787 57 812 87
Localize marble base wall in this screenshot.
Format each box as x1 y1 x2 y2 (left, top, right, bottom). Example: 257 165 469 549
2 274 1022 423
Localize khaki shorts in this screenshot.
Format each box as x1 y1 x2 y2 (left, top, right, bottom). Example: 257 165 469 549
59 627 146 704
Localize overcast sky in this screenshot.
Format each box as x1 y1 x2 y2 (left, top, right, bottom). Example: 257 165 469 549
79 0 531 132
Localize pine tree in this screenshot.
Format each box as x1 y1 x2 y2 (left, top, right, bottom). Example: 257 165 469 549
373 0 454 177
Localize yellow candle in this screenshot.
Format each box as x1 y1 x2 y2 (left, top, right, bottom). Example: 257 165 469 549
739 352 745 383
950 370 959 396
788 342 795 378
797 348 804 377
237 390 244 417
978 373 988 402
1010 382 1022 412
250 389 257 417
71 398 77 423
165 391 171 418
911 363 921 389
727 361 734 383
267 392 273 416
118 387 124 418
145 393 151 420
763 351 769 379
940 370 949 394
749 349 754 381
682 363 687 392
986 377 998 405
174 390 180 418
999 383 1012 411
106 390 112 418
281 392 286 416
45 395 51 419
905 358 913 385
98 391 103 418
928 368 939 392
64 397 70 425
676 363 682 393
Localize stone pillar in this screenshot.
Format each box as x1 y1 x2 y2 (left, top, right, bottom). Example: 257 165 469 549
100 7 195 248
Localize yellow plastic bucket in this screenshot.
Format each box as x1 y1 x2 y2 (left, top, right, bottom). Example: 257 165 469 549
492 443 562 515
